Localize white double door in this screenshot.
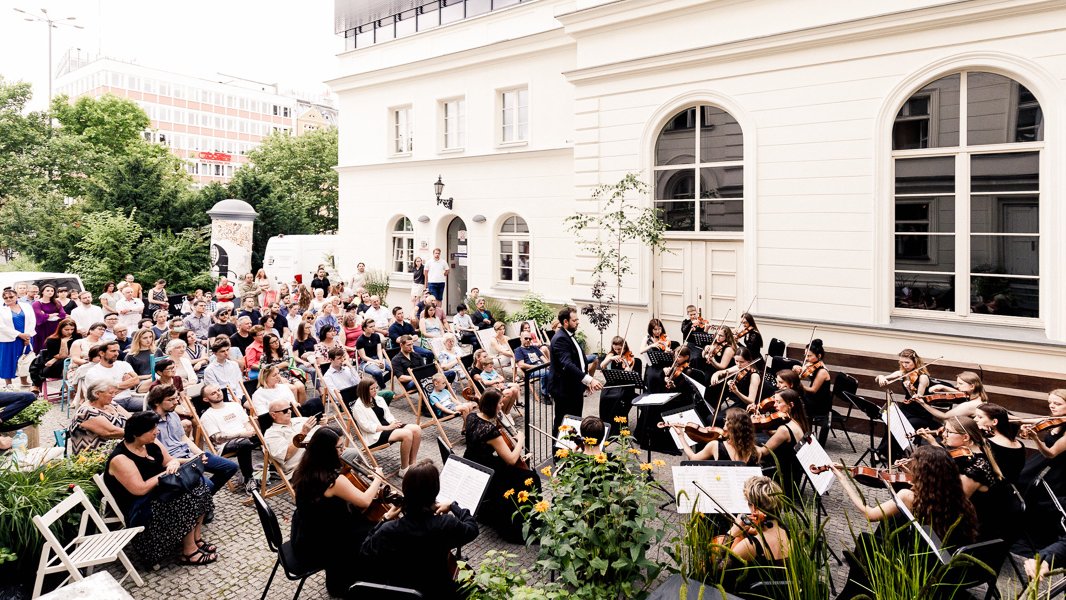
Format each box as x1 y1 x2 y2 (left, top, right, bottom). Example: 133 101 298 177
654 239 743 340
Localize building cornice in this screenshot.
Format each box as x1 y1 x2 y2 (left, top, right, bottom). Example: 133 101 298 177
560 0 1064 84
334 146 572 172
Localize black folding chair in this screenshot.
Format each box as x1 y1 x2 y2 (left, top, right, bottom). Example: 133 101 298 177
348 582 424 598
251 490 322 600
766 338 786 358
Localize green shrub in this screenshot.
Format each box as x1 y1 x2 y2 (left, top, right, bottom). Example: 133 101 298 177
363 269 391 306
509 294 559 328
4 399 50 428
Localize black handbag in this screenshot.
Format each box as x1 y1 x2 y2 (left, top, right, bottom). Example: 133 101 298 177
157 457 206 501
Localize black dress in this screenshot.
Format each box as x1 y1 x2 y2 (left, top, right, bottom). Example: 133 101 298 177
959 453 1018 546
988 441 1026 485
762 424 803 500
802 365 832 418
635 366 699 454
1018 427 1066 551
739 329 763 358
291 488 373 597
463 413 540 543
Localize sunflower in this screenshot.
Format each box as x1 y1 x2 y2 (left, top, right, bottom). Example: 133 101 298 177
595 453 608 464
503 488 515 499
620 428 631 437
524 477 534 487
555 448 570 459
534 500 550 513
517 490 529 503
541 466 552 477
613 416 629 424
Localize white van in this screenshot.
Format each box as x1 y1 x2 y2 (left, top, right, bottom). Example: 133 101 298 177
0 271 85 295
262 235 339 286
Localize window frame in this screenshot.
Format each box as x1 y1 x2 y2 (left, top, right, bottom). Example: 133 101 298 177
390 105 414 156
390 217 415 275
890 70 1044 326
497 215 530 286
498 87 529 146
440 97 466 152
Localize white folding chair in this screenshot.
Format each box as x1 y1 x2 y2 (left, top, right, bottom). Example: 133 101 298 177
31 485 144 598
91 473 127 528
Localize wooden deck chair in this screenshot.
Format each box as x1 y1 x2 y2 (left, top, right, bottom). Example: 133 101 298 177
181 394 244 492
456 354 481 401
321 387 398 477
90 473 126 528
407 363 460 447
31 485 144 598
231 384 296 504
474 328 512 375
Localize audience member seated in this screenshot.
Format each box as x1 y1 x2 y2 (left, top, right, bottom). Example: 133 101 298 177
388 307 434 359
124 329 157 381
263 398 311 475
149 385 238 498
450 304 479 348
254 364 321 417
514 331 552 399
350 379 421 476
362 460 479 599
322 347 362 393
103 411 215 566
471 298 494 330
427 372 477 427
82 341 142 412
0 389 37 434
471 351 518 427
356 319 391 388
35 318 80 387
67 381 129 454
203 340 244 399
198 385 258 495
362 295 392 334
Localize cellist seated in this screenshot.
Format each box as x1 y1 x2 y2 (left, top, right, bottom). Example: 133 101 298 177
362 460 479 600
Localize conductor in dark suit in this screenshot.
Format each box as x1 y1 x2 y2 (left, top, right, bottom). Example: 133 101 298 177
549 307 603 432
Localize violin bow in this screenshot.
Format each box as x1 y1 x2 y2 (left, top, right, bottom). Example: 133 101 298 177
739 295 757 328
681 289 702 347
882 355 946 386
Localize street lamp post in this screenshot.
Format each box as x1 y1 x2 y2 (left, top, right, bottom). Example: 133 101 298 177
13 7 83 108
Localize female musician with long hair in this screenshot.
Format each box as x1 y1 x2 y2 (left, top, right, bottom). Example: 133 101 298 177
361 460 479 599
833 446 978 600
682 408 758 464
756 389 810 498
291 426 395 597
599 336 641 424
463 389 539 543
1017 389 1066 551
722 476 790 596
878 348 938 430
701 326 736 377
914 416 998 498
641 318 672 393
736 312 763 358
974 403 1024 484
351 379 421 476
913 370 988 421
792 339 831 418
709 346 762 411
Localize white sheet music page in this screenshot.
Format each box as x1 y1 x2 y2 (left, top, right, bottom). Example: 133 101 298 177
661 409 703 450
881 403 915 452
633 393 679 406
437 458 492 513
555 416 609 451
795 436 835 495
672 465 763 514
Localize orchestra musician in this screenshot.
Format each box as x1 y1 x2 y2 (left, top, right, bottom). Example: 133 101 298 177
911 371 987 421
876 348 939 432
755 389 810 498
637 346 699 452
361 460 479 600
599 336 641 424
681 407 759 465
680 305 707 344
832 446 978 600
792 339 831 419
1016 389 1066 552
721 476 790 596
735 312 763 358
640 318 673 392
709 347 762 412
290 426 397 597
701 326 737 380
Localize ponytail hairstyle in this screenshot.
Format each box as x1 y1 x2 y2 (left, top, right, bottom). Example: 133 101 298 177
951 415 1003 481
976 403 1018 441
776 388 809 433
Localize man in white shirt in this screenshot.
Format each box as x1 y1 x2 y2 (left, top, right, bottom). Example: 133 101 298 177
81 341 141 412
263 398 314 475
70 291 105 335
323 347 363 393
198 385 258 493
203 341 244 398
183 300 212 339
115 287 144 333
424 247 449 302
363 295 392 331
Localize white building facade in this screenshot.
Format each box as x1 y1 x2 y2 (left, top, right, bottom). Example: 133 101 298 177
329 0 1066 373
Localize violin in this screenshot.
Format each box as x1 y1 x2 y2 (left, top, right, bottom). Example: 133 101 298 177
339 461 404 522
907 391 968 406
799 360 823 379
748 396 776 415
810 464 912 489
621 350 635 370
665 359 689 389
691 308 709 331
655 333 671 352
711 511 768 557
947 446 974 459
497 418 529 470
1020 417 1066 437
736 324 754 340
657 421 725 444
750 411 790 431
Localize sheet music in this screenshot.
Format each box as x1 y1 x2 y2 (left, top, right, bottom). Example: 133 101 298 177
437 456 493 514
882 403 915 452
672 465 763 514
795 436 835 495
555 416 610 451
633 393 679 406
682 373 706 399
661 408 703 450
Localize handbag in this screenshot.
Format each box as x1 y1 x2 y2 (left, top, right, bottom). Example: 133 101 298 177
16 346 35 378
157 457 206 501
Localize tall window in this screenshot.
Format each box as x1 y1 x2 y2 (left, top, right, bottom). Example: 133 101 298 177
392 106 413 154
499 216 530 283
391 217 414 273
892 71 1043 320
500 88 528 143
653 105 744 232
442 98 465 150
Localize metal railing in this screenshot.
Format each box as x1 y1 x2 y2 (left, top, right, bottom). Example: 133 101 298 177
521 362 553 470
342 0 531 51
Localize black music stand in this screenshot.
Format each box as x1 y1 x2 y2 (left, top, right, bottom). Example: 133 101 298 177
602 368 643 390
633 391 681 459
659 403 705 463
646 348 674 368
690 332 715 349
844 390 887 467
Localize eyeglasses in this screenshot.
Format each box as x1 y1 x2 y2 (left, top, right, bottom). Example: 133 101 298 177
271 407 293 415
521 337 531 341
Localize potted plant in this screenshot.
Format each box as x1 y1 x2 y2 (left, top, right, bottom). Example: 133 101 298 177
3 399 50 448
363 268 391 306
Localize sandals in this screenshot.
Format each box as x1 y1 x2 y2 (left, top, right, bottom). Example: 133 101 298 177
195 539 218 553
181 547 218 566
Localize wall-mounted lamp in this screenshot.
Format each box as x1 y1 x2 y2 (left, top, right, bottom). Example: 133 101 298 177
433 175 454 210
472 214 487 223
417 215 430 223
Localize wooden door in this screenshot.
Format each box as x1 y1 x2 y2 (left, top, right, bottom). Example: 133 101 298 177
654 240 741 339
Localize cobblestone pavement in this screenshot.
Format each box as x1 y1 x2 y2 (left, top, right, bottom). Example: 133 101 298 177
29 384 1029 599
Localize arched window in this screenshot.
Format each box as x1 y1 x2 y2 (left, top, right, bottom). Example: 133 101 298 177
653 105 744 232
391 217 414 274
892 71 1043 320
499 216 530 284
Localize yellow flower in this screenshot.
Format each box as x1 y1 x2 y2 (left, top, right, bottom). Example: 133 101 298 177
627 448 640 455
503 488 515 499
517 490 529 503
595 453 608 464
653 459 666 467
524 478 534 487
534 500 550 513
559 424 572 432
639 463 653 471
541 466 553 477
620 429 631 437
584 437 599 446
555 448 570 459
39 472 45 482
613 416 629 424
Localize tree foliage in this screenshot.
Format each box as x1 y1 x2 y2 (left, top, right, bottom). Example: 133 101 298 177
242 128 338 234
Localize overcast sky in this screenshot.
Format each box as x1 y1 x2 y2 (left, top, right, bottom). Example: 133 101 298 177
0 0 340 111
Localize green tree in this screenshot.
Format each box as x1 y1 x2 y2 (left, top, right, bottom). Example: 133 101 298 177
71 211 143 291
227 168 315 269
137 227 214 291
51 93 150 156
243 128 338 233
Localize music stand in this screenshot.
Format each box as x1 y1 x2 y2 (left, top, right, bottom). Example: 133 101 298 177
633 392 681 461
690 332 715 349
844 390 886 467
659 404 705 462
646 348 674 368
602 368 643 390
